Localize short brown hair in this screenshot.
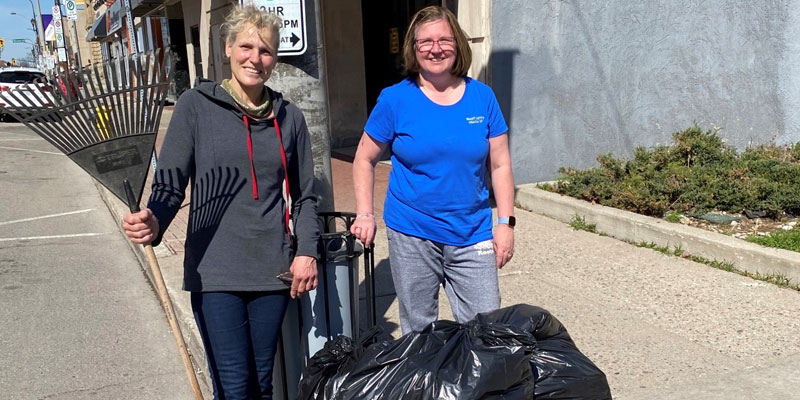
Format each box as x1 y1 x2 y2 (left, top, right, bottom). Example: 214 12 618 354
221 4 282 49
402 6 472 78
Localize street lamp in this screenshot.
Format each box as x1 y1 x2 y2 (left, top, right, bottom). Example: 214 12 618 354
20 0 47 69
9 12 35 29
10 12 39 61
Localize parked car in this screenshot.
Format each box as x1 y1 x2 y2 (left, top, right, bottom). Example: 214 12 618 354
0 67 56 122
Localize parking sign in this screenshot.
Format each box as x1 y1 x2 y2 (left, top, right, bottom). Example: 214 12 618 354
65 0 78 21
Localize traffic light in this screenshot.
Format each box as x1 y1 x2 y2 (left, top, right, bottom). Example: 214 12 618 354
11 58 16 66
0 38 5 48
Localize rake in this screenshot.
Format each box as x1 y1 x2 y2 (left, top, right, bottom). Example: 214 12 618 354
0 51 204 399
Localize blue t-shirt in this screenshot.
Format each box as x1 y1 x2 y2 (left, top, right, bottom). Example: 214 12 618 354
365 77 509 246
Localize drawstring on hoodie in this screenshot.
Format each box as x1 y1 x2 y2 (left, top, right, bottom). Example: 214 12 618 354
242 115 292 236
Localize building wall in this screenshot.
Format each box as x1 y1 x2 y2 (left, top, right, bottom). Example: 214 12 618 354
73 2 101 66
457 0 491 83
181 0 202 82
491 0 800 184
320 0 368 148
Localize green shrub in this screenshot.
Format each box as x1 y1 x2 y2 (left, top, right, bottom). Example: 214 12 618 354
547 126 800 217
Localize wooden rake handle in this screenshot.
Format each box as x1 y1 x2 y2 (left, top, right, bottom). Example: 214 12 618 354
124 180 204 400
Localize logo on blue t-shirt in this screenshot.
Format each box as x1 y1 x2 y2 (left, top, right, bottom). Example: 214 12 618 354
466 116 485 124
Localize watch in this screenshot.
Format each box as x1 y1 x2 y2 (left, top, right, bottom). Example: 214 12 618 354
497 216 516 228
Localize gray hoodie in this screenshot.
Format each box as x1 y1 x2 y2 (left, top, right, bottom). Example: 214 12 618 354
149 79 319 292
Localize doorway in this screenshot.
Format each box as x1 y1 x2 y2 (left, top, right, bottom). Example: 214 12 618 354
190 25 202 80
360 0 446 111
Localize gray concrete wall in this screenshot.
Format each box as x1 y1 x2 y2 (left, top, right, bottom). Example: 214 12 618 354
491 0 800 184
320 0 368 149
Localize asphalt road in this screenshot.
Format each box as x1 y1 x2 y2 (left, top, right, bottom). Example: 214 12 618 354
0 122 194 399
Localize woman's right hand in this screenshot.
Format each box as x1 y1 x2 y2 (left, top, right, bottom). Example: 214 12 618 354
350 214 377 247
122 208 160 245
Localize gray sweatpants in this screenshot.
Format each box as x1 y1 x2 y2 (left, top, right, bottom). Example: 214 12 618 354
386 227 501 334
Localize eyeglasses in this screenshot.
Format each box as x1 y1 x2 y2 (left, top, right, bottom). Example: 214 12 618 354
415 37 456 52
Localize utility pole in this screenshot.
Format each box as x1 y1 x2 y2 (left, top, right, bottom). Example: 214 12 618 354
33 0 47 67
52 0 71 71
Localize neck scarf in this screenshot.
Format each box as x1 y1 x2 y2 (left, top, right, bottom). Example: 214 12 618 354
221 79 273 119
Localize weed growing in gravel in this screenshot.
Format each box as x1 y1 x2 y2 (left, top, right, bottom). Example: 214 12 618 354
664 211 682 223
569 215 597 233
635 242 685 257
689 255 736 272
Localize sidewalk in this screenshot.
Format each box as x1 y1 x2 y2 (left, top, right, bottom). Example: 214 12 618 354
98 108 800 399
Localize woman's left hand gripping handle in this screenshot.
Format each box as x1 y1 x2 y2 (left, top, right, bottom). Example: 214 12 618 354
290 256 318 298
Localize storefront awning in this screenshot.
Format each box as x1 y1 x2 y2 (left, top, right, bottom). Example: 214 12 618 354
86 13 108 42
129 0 170 17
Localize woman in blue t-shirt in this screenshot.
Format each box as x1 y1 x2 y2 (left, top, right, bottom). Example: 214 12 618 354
351 5 516 334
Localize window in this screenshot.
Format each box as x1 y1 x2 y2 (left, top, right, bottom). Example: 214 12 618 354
0 71 45 84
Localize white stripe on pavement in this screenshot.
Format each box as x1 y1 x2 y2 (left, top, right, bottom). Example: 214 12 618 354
0 232 109 242
0 131 36 137
0 138 45 141
0 146 63 155
0 209 96 226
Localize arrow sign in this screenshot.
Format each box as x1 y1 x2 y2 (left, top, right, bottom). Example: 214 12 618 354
251 0 307 56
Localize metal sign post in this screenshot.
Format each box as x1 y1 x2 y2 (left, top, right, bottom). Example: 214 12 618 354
123 0 138 52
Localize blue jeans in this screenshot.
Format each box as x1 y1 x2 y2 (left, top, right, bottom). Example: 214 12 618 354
191 291 289 400
386 227 501 334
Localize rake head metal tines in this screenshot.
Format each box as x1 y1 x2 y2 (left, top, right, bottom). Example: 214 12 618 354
0 50 175 206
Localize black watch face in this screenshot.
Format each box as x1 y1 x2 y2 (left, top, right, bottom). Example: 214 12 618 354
508 216 516 227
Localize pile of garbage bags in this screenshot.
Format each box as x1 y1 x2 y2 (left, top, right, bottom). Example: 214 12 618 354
298 304 612 399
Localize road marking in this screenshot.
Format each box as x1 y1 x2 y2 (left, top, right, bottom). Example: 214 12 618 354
0 131 36 137
0 145 63 155
0 138 44 141
0 209 96 226
0 232 109 242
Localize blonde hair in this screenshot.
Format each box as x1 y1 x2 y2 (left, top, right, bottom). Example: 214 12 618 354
402 6 472 77
221 4 282 49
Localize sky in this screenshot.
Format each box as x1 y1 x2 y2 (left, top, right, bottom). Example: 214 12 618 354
0 1 39 62
0 1 79 64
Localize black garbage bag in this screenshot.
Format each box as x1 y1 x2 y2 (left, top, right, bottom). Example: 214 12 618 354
298 319 536 399
298 327 392 399
297 335 359 399
476 305 612 399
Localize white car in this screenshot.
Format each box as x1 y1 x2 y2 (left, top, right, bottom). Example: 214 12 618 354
0 67 57 121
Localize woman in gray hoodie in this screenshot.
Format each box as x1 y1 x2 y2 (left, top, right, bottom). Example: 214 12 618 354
122 5 319 399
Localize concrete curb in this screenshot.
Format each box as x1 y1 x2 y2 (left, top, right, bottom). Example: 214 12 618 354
92 180 214 398
515 183 800 285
